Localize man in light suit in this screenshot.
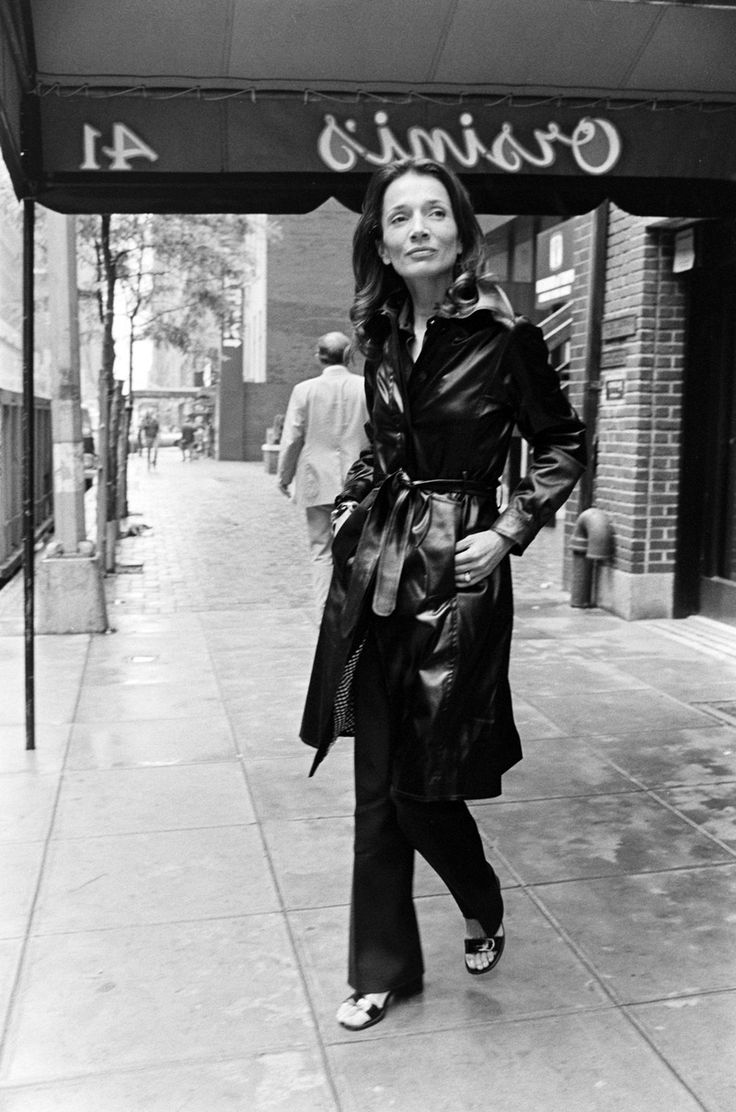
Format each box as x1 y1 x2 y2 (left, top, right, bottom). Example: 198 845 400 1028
277 331 369 619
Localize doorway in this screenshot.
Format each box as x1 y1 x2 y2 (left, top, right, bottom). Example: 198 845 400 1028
676 222 736 622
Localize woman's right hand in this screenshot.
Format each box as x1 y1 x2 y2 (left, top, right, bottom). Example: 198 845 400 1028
454 529 513 588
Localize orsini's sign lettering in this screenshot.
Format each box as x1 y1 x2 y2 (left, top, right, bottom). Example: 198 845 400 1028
36 94 736 188
317 111 622 176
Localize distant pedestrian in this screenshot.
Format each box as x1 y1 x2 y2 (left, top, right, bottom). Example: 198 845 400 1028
180 420 195 462
277 331 369 619
193 424 206 458
141 414 159 469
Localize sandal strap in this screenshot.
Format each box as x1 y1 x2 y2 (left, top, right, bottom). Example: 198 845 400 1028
465 936 499 955
346 992 382 1021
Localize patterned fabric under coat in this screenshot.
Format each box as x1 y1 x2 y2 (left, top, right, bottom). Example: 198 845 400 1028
300 300 587 801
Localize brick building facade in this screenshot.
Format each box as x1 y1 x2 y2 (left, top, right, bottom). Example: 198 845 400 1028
594 211 687 618
560 207 736 623
562 208 690 619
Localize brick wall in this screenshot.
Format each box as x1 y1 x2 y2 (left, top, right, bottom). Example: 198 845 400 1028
595 208 686 578
564 206 688 616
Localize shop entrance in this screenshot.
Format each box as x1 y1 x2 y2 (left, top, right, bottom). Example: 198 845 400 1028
677 223 736 622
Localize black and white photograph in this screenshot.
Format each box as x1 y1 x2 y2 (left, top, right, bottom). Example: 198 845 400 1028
0 2 734 1109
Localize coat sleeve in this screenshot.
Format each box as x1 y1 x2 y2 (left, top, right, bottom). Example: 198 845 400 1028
491 320 587 554
276 384 306 487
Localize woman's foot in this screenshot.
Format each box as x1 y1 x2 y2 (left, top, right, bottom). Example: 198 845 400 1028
336 990 390 1031
336 977 423 1031
464 918 505 975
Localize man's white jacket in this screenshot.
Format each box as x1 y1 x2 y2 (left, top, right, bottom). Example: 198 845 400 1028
277 364 369 507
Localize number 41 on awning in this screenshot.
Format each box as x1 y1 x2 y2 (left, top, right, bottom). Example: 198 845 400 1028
81 123 159 171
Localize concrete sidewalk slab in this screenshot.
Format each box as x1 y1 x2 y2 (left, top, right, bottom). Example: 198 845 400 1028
325 1013 709 1112
0 449 734 1111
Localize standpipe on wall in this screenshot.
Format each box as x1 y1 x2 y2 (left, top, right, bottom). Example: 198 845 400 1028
570 508 614 608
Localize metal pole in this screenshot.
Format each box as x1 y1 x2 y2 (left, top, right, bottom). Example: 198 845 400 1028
22 199 35 751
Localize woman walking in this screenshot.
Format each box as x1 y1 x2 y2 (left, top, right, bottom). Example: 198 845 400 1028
300 157 587 1031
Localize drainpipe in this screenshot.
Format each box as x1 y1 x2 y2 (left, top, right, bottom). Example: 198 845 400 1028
579 200 609 511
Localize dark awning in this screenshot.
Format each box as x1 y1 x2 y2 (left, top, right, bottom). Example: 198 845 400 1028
3 0 736 215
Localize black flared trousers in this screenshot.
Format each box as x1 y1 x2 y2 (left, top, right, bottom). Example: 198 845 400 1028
348 628 504 994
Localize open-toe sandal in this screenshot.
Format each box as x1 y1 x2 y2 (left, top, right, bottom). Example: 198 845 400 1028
464 925 505 976
337 976 423 1031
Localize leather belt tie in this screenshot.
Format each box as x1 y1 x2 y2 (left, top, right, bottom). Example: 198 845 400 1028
341 470 492 634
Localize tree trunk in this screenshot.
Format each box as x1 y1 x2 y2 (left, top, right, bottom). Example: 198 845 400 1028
120 305 139 519
95 214 117 571
111 380 127 528
96 363 109 572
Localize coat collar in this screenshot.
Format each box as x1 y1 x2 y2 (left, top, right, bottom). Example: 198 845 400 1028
365 294 510 347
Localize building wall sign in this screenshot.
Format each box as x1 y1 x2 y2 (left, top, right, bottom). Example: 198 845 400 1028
604 377 626 401
600 349 629 370
535 219 576 308
35 96 736 186
601 314 636 371
602 314 637 342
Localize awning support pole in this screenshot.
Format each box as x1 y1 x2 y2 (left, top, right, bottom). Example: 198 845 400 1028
22 199 35 752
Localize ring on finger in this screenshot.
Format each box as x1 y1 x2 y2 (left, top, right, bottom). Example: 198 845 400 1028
464 571 471 583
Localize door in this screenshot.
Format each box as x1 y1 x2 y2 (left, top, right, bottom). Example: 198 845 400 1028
677 227 736 622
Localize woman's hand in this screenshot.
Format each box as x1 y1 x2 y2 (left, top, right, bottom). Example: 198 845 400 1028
455 529 514 588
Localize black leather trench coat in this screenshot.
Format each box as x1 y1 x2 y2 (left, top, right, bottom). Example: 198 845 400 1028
300 300 587 801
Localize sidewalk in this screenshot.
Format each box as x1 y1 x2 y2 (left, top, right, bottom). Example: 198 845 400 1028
0 448 734 1111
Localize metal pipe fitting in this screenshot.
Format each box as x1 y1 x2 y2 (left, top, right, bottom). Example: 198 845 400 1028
570 508 614 607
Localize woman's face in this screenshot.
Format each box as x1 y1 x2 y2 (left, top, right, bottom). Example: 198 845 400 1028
377 171 461 288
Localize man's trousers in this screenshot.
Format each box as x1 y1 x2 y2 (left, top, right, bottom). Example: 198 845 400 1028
305 504 333 621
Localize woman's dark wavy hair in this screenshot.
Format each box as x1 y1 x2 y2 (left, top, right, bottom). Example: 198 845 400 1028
350 158 486 356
